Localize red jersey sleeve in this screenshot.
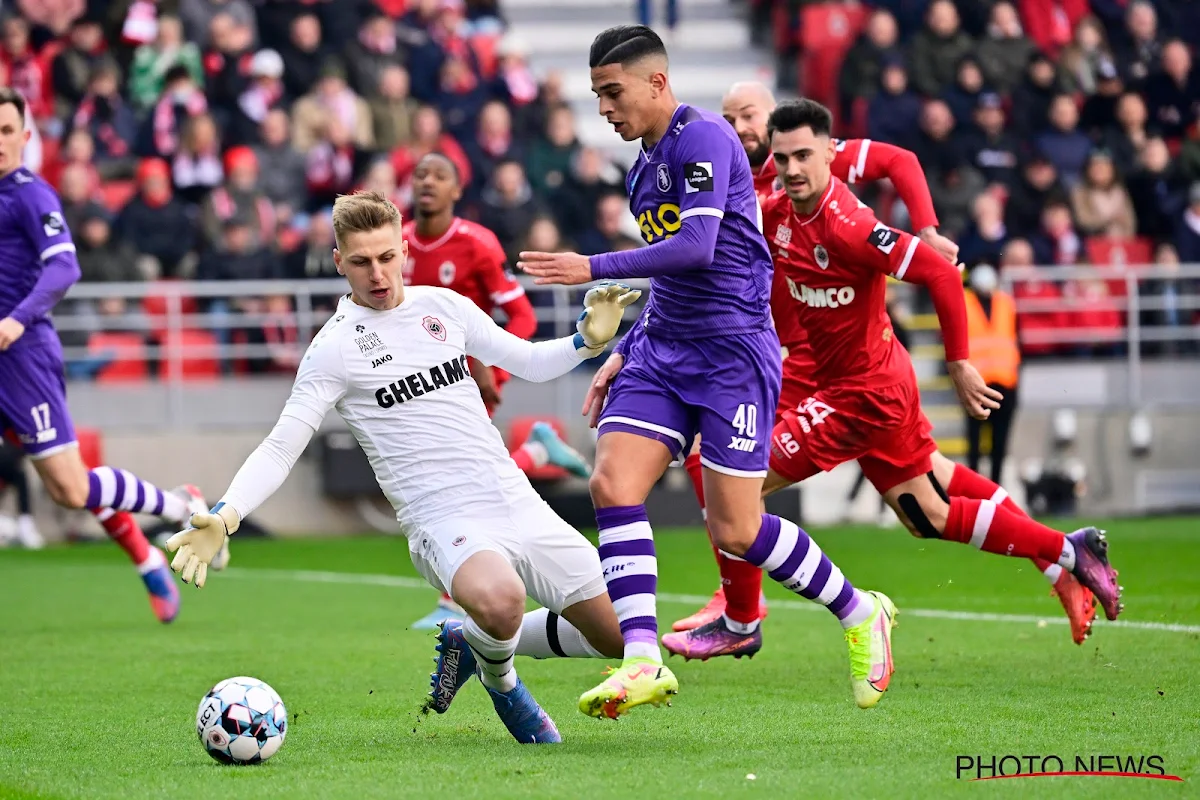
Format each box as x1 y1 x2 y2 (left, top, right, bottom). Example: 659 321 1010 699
834 210 970 362
831 139 939 234
472 226 536 340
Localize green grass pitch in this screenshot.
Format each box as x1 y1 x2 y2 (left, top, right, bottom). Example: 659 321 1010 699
1 518 1198 799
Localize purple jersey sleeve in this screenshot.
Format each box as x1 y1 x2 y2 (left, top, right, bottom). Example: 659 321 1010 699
8 180 80 327
672 121 732 223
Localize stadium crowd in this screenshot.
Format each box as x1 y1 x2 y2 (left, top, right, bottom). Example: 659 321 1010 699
1 0 1197 377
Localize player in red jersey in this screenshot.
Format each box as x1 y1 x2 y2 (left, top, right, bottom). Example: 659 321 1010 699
403 153 593 629
754 100 1120 632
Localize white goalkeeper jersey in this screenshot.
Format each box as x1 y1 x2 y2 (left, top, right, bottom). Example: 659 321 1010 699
221 286 589 535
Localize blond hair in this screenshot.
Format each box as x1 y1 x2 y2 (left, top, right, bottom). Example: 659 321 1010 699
331 191 403 249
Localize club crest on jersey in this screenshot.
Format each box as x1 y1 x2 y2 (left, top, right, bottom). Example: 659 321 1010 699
423 315 447 341
438 261 456 285
814 244 829 270
656 162 672 192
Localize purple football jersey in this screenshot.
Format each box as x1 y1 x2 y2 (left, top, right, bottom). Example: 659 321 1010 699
0 166 78 351
591 104 773 339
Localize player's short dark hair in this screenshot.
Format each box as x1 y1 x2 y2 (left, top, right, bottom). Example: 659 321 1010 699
589 25 666 69
767 99 834 140
416 151 460 184
0 88 26 126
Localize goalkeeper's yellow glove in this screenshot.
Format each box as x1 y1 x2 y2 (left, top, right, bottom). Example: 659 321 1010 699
164 502 240 588
575 282 641 355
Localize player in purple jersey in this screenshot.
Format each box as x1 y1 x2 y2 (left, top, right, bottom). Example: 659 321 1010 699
0 88 220 623
519 27 898 716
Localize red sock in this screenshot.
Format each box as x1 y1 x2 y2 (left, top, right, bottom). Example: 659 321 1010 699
946 464 1055 574
511 447 534 473
93 509 150 564
684 452 705 509
943 497 1064 563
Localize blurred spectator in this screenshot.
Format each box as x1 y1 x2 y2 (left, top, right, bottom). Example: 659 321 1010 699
552 146 625 242
941 55 987 127
141 63 208 160
867 58 922 150
1010 52 1063 139
637 0 677 33
520 214 570 254
1030 197 1082 265
1059 15 1113 95
437 54 498 141
908 0 974 97
976 1 1036 95
1070 149 1136 237
1034 94 1091 188
576 192 641 256
929 152 986 239
958 191 1008 267
72 59 138 177
526 104 580 202
59 162 106 234
478 160 541 264
520 69 566 140
1181 125 1200 183
1113 0 1162 87
495 34 540 129
465 99 521 195
390 104 472 199
76 208 142 283
196 219 279 281
2 15 51 120
230 48 286 145
283 212 339 281
1006 155 1065 238
1143 39 1200 142
370 65 419 150
1080 59 1124 136
292 58 374 151
46 127 100 194
912 99 962 179
1004 238 1064 356
961 92 1019 188
16 0 84 37
201 146 274 250
1102 90 1152 175
172 111 224 205
1125 136 1186 241
344 12 404 97
51 13 107 117
359 158 408 212
252 109 306 207
202 12 256 110
128 15 204 110
278 13 329 102
407 0 486 104
1017 0 1089 61
1143 241 1188 353
181 0 258 48
838 9 902 124
305 117 363 210
115 158 196 278
1174 182 1200 264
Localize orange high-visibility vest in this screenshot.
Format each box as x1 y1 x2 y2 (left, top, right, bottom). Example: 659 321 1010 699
965 289 1020 388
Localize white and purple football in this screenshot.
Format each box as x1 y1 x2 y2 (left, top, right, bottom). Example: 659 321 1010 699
196 676 287 765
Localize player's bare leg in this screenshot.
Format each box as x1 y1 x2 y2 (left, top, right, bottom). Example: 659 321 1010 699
698 466 895 707
881 473 1122 621
30 448 207 622
929 452 1097 643
427 550 561 743
578 431 679 719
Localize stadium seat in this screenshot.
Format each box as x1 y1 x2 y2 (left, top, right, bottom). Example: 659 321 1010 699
797 2 868 116
142 281 199 340
75 427 105 470
162 329 221 381
87 331 149 382
1085 236 1153 300
507 415 571 482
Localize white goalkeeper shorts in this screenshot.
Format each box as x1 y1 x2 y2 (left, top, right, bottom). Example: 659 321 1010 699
408 497 606 614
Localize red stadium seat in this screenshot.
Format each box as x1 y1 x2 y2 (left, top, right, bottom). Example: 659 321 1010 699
798 2 868 117
1085 236 1153 299
507 415 571 482
76 427 105 470
162 329 221 381
87 331 149 382
143 281 199 339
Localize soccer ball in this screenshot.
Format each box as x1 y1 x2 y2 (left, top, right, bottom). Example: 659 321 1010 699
196 676 287 764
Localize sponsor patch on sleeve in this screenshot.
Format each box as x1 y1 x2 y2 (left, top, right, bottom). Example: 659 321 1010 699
683 161 714 194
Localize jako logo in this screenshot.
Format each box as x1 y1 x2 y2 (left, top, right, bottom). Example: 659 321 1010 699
786 277 855 309
371 354 393 369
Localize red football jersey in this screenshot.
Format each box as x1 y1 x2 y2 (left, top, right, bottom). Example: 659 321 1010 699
402 217 527 316
763 177 966 390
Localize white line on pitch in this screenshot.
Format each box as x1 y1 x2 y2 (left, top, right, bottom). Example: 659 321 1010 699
221 568 1200 635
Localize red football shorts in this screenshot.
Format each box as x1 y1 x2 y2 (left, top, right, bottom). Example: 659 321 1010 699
775 354 818 424
769 373 936 494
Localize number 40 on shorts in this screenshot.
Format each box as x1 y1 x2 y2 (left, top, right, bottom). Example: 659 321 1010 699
729 403 758 452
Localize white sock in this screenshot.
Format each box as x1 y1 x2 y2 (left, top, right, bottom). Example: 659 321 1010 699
1057 539 1076 572
519 441 550 468
1042 562 1063 585
840 589 876 629
516 608 604 658
462 617 518 693
722 614 759 634
17 514 37 537
136 546 165 574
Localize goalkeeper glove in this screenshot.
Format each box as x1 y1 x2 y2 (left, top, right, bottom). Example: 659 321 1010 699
574 282 641 356
164 502 241 588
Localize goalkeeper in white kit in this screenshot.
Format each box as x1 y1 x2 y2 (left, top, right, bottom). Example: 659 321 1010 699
166 191 641 743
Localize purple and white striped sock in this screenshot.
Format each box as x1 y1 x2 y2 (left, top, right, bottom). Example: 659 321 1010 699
744 514 874 629
595 505 661 662
86 467 187 521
